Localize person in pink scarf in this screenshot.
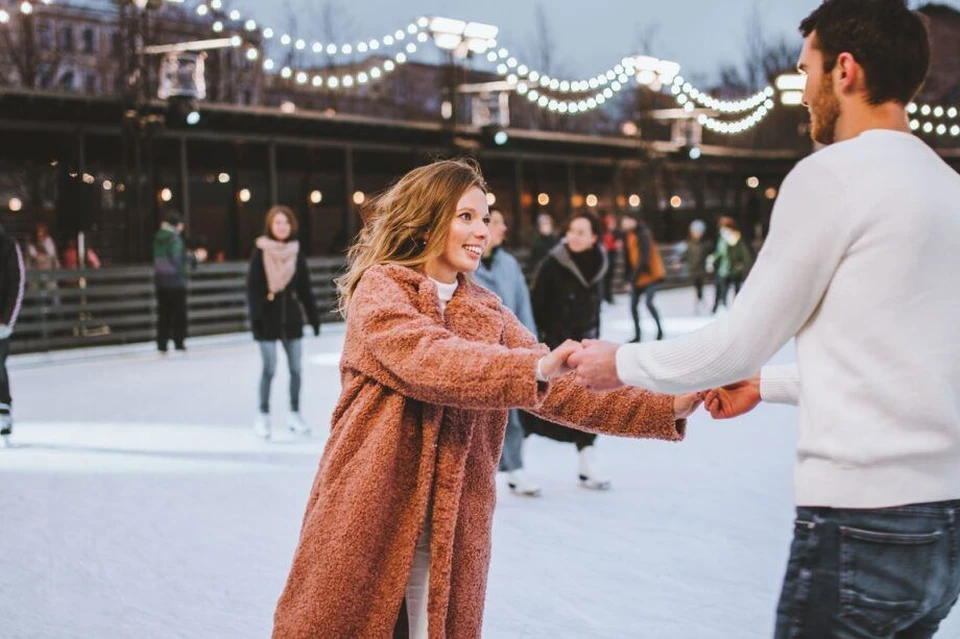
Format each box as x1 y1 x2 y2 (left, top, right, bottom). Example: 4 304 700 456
246 206 321 439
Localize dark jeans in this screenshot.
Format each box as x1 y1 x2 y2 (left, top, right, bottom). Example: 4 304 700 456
712 274 743 313
258 338 302 413
498 409 525 472
775 500 960 638
0 337 10 409
629 283 663 341
693 276 705 302
156 287 187 351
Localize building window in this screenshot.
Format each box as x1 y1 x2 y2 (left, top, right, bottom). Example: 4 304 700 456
82 27 96 54
84 73 98 94
243 89 253 105
111 31 122 55
58 70 75 91
58 26 75 52
38 64 54 90
37 22 53 51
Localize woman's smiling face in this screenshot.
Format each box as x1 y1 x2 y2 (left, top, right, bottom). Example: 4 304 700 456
424 186 490 283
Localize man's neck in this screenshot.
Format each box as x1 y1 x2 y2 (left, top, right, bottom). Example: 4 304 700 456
834 101 911 143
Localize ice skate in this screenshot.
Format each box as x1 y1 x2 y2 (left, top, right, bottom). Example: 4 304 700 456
578 446 612 490
253 413 272 440
506 469 542 497
287 411 310 435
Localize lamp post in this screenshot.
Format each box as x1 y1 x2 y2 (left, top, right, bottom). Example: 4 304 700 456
428 17 498 132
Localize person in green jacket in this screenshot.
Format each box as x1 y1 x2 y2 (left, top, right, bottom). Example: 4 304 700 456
153 212 205 353
708 217 753 314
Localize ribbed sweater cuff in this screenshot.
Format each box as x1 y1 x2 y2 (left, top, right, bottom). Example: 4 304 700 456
760 364 800 406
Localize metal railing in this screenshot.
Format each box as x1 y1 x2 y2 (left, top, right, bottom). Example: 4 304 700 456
12 245 696 355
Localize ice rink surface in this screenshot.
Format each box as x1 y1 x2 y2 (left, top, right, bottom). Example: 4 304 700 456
3 288 957 638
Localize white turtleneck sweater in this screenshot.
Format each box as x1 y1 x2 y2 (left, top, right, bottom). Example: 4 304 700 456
615 130 960 509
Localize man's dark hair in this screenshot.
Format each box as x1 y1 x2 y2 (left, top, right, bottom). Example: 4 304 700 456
799 0 930 105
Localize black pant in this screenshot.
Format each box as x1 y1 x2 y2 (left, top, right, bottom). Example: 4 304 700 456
693 276 705 302
603 252 617 303
712 274 743 313
156 287 188 351
629 283 663 341
0 337 10 410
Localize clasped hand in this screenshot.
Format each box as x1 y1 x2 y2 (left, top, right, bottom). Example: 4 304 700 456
542 339 762 421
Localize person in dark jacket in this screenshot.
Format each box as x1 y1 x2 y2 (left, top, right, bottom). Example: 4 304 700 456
152 212 203 353
682 220 709 314
526 211 614 489
247 205 320 439
0 224 26 445
528 213 560 275
473 208 541 497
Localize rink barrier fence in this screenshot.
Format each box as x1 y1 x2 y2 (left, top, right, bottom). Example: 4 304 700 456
11 245 695 354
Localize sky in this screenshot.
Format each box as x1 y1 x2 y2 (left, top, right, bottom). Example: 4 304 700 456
230 0 960 83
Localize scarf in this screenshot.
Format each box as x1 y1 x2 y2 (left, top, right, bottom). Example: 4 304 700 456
256 236 300 296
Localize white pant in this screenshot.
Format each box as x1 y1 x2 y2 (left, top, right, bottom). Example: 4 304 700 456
405 515 431 638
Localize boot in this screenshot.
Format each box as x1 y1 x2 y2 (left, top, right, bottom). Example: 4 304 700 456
506 469 542 497
0 411 12 447
287 411 310 435
578 446 612 490
253 413 272 440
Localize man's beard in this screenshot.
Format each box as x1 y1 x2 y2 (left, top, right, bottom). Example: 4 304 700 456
809 73 841 145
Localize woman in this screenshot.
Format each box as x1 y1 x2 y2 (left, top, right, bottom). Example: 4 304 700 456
526 211 619 490
272 160 701 638
246 206 320 439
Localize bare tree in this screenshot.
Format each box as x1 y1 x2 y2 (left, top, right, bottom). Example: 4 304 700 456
716 3 800 94
529 2 559 75
0 11 65 89
634 22 661 56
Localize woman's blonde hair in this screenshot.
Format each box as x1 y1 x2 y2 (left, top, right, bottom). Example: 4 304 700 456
335 158 487 317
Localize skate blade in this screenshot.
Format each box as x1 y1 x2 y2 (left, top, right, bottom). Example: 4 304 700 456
507 483 542 497
578 475 612 491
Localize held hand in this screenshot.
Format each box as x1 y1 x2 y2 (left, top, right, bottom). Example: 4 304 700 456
704 375 761 419
673 392 703 420
539 339 583 379
567 339 623 391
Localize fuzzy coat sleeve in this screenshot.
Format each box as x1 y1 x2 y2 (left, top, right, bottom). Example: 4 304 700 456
349 267 550 410
501 304 684 442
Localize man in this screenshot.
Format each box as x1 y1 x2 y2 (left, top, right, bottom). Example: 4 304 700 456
622 215 665 343
153 212 204 354
0 224 26 446
570 1 960 635
473 208 541 496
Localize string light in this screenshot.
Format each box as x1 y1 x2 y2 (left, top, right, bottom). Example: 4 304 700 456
695 100 775 135
672 75 775 114
910 118 960 137
195 2 426 63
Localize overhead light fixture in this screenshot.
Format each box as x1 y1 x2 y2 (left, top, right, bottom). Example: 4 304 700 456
775 73 806 92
